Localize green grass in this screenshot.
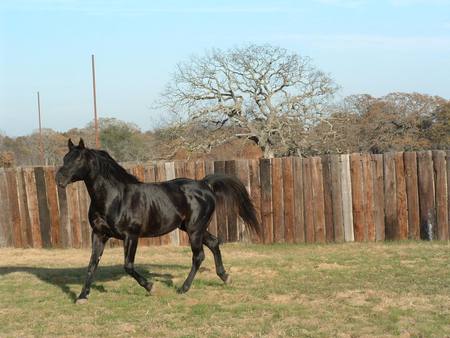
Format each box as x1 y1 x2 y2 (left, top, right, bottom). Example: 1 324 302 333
0 242 449 337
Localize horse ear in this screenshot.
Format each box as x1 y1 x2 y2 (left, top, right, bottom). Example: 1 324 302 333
79 138 85 149
68 139 75 150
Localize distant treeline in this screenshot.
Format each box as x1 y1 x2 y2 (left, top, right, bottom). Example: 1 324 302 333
1 92 448 167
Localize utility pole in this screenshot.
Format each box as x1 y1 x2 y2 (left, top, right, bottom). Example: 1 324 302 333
37 91 45 165
91 54 100 148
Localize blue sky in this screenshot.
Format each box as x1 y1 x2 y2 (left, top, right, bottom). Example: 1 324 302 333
1 0 449 136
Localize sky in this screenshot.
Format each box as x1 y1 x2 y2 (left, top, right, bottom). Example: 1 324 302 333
1 0 449 137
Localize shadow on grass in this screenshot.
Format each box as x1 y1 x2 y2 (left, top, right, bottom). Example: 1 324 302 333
0 263 186 302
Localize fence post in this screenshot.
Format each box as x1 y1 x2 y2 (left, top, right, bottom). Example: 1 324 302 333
384 153 397 240
272 158 284 243
351 153 365 241
417 151 436 240
433 150 448 240
404 152 420 240
293 157 305 243
5 169 23 247
371 154 385 241
341 154 354 242
282 157 295 244
330 155 344 242
322 155 335 242
260 159 273 244
311 157 326 243
303 158 315 243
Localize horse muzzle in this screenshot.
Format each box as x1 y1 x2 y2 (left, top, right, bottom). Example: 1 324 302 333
55 169 69 188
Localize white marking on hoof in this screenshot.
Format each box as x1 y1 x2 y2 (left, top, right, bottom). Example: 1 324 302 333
224 274 232 285
147 284 155 295
76 298 88 305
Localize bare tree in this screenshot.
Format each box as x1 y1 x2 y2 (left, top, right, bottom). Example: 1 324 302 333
159 44 338 158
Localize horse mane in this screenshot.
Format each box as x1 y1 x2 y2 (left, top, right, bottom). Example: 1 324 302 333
90 149 141 184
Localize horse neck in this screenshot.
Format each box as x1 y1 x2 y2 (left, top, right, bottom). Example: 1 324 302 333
83 173 125 205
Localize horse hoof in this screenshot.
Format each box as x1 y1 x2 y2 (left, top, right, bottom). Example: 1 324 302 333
224 274 232 285
177 286 188 294
145 283 154 295
76 298 88 305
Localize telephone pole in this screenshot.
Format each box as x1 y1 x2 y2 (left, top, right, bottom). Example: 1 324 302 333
91 54 100 148
37 91 45 165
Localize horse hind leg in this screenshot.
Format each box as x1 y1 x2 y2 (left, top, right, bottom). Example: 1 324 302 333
203 231 230 284
177 229 205 294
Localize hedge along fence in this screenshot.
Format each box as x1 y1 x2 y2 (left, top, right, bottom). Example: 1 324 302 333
0 150 448 249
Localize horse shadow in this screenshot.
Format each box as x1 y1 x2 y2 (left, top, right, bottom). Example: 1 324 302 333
0 263 186 302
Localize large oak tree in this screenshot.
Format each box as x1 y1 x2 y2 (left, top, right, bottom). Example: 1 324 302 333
159 44 337 158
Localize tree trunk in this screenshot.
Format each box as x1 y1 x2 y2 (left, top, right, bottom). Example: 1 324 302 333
263 146 275 159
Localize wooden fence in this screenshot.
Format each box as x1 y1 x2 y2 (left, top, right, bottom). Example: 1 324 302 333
0 151 448 248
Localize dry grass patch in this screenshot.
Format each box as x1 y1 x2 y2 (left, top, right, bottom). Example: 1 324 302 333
0 242 449 337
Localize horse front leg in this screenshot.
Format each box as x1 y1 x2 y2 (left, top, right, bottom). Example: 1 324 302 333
123 234 153 293
76 232 108 303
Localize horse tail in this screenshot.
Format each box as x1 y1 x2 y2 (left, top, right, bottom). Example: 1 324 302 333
202 174 261 239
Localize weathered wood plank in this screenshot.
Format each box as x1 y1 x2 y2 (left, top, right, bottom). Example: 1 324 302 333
433 150 448 240
144 163 157 183
44 167 61 247
57 185 71 248
34 167 52 248
404 152 420 240
282 157 295 244
214 160 228 243
204 161 218 238
23 168 42 248
384 152 397 240
195 160 206 180
271 158 284 243
362 155 375 241
235 160 250 242
67 183 82 248
330 155 344 242
248 159 262 243
417 151 436 240
5 169 23 247
341 154 354 242
17 169 32 247
350 153 365 242
293 157 305 243
302 158 314 243
185 161 196 179
225 160 238 242
321 156 334 242
311 157 326 243
0 169 12 247
371 154 385 241
77 183 90 248
394 153 408 240
260 159 273 244
174 161 186 178
447 151 450 239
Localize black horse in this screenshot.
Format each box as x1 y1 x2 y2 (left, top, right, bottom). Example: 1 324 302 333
55 139 260 303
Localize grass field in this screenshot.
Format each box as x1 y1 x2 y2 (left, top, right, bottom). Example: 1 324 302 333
0 242 449 337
